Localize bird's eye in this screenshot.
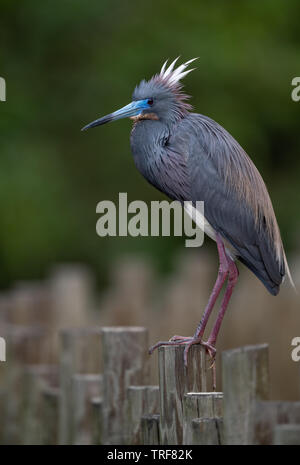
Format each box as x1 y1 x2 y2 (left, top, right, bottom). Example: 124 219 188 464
147 98 154 106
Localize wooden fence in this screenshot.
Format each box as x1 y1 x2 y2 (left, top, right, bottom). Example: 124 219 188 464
0 264 300 445
1 326 300 444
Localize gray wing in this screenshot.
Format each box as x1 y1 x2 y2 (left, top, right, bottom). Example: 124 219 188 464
178 114 285 295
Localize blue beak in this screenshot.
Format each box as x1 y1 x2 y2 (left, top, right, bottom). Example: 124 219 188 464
81 99 150 131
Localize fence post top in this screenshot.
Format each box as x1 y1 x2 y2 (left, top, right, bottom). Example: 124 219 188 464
222 343 269 358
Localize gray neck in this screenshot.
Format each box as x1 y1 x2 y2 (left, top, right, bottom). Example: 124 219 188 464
130 119 190 201
131 119 169 166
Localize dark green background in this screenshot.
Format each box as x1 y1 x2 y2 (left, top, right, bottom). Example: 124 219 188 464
0 0 299 288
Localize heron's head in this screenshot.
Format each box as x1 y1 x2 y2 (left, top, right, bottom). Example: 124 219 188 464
81 58 197 131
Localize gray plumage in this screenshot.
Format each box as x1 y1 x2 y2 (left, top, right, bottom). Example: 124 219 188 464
82 58 296 372
83 58 292 296
131 67 288 296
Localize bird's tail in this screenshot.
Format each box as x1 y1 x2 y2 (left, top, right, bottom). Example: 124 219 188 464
283 251 297 293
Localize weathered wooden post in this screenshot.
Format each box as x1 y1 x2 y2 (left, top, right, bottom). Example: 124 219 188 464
101 326 150 445
158 344 207 445
49 265 95 330
126 385 160 444
253 401 300 444
8 281 52 328
222 344 269 445
70 374 102 444
141 415 160 445
90 396 103 445
1 325 49 444
21 364 58 444
58 327 102 444
183 392 223 444
39 386 60 445
273 424 300 445
4 324 49 365
191 417 223 445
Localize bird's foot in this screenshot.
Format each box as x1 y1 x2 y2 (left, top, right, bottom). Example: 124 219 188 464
182 337 216 367
170 335 192 342
205 337 217 391
148 336 192 355
149 335 216 367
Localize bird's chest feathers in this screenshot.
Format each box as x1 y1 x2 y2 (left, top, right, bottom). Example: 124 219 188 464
130 121 190 200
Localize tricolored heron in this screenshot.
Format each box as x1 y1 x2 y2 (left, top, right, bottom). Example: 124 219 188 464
82 58 294 375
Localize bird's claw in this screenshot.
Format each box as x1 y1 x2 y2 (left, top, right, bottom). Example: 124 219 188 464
208 356 216 370
169 335 191 342
203 342 217 368
149 335 217 390
182 337 216 367
149 334 216 368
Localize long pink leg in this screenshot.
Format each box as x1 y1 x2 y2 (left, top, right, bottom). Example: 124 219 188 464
192 234 230 340
149 233 229 355
203 258 239 390
207 258 239 347
179 255 238 393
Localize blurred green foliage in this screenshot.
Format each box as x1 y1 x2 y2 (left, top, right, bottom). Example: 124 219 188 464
0 0 299 288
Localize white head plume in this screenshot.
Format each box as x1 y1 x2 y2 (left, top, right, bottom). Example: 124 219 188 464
159 57 198 85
